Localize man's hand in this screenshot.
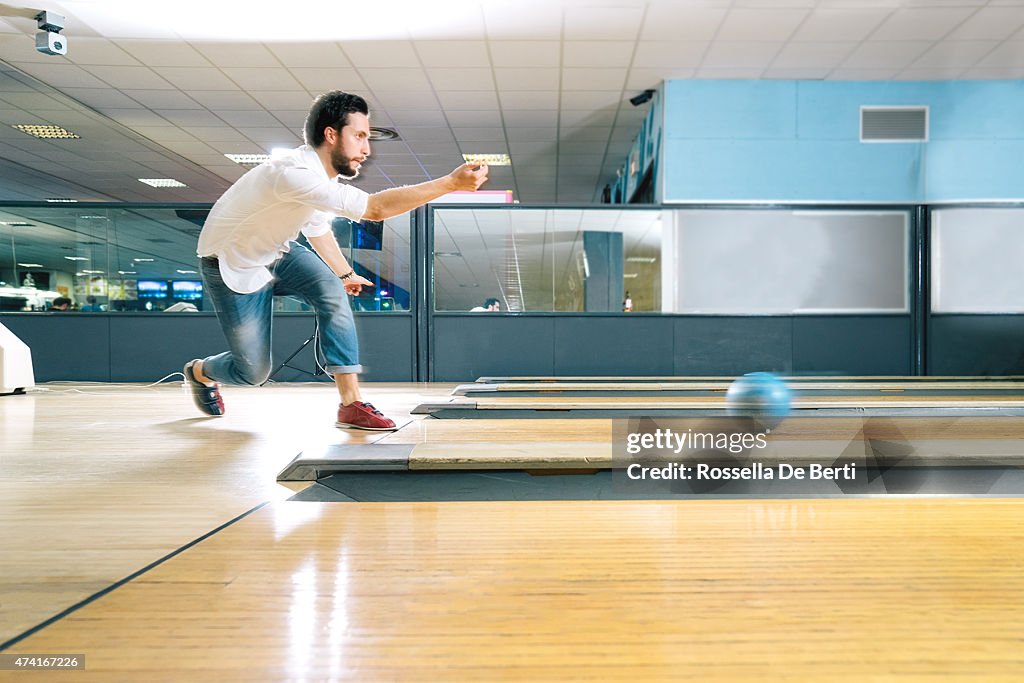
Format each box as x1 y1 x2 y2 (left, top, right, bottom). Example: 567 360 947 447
448 163 489 191
343 274 374 296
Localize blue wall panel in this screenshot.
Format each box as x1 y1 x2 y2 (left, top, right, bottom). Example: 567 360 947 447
662 80 1024 203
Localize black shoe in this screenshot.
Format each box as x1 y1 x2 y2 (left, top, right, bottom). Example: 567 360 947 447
184 360 225 416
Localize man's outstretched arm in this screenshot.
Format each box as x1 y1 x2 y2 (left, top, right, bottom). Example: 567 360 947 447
363 163 488 220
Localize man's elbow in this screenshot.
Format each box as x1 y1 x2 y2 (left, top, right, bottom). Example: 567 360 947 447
362 200 388 221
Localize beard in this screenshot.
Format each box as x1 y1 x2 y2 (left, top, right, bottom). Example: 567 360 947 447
331 147 360 179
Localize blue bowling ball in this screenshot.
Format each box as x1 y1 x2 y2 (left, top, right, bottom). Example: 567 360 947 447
725 372 792 429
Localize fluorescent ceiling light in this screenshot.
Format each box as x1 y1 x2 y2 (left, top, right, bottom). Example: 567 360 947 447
133 258 155 262
626 257 657 263
46 198 78 203
462 153 511 166
0 222 33 226
139 178 187 188
118 271 136 275
176 270 198 274
624 273 639 279
17 263 43 267
225 153 271 165
12 124 79 139
81 270 104 274
64 256 88 261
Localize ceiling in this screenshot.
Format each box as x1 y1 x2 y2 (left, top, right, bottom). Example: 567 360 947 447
0 0 1021 205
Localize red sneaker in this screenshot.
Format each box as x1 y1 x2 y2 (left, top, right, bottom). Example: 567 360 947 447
336 401 397 431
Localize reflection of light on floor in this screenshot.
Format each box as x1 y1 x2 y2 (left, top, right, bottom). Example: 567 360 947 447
273 501 323 541
288 558 317 680
328 552 351 679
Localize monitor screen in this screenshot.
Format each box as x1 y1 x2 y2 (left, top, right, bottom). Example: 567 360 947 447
172 280 203 300
137 280 168 298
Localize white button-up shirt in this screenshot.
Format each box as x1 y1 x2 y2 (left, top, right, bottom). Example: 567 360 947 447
197 145 369 294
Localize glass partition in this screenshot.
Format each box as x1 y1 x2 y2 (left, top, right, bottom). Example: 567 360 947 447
670 209 909 314
433 207 665 312
432 206 909 314
931 207 1024 313
0 204 410 313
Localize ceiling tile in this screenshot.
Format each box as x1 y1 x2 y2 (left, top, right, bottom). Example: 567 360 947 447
66 38 140 66
436 91 500 109
84 65 176 90
186 91 261 109
560 91 626 110
7 63 109 89
912 41 999 69
288 66 368 91
842 41 933 69
792 9 892 42
115 41 211 67
561 68 627 91
217 110 280 127
949 8 1024 40
640 7 728 41
266 42 350 68
564 7 644 40
429 68 496 91
871 8 978 41
696 67 769 78
194 43 280 68
444 110 504 127
718 9 811 41
155 109 226 127
221 67 305 91
358 68 433 91
483 5 563 40
122 89 201 109
342 41 421 68
975 41 1024 68
488 42 561 68
494 68 560 90
626 68 693 90
772 42 857 69
151 67 238 90
414 41 490 67
633 42 709 69
562 41 634 68
703 42 785 69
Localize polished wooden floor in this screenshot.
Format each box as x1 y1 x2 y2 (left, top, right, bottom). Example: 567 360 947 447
2 382 1024 681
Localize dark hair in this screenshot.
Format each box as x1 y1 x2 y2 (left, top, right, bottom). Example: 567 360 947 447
484 298 500 308
52 297 71 308
304 91 369 147
86 295 96 304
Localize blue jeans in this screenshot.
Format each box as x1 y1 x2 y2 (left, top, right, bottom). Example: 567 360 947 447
200 242 361 385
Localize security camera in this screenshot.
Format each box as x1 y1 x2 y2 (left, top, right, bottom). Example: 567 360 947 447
629 89 656 107
34 11 67 57
35 31 67 56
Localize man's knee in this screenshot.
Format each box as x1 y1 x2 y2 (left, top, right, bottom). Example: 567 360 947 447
235 357 271 385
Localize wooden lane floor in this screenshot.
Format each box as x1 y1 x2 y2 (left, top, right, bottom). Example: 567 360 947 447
3 498 1024 681
456 380 1024 396
279 414 1024 486
414 393 1024 419
0 381 454 648
476 374 1024 383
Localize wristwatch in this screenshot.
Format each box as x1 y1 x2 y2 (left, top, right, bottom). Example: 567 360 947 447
340 270 355 280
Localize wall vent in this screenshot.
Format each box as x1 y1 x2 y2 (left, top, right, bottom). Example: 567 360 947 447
860 106 928 142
